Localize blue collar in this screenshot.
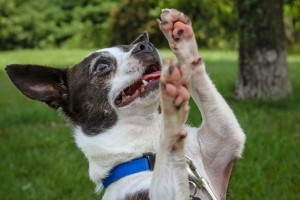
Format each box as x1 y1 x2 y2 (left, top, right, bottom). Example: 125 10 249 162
102 153 156 188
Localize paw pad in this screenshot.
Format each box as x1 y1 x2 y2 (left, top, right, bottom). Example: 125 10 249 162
160 60 190 111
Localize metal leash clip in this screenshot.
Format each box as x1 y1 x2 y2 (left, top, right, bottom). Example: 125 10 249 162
189 180 199 200
185 155 219 200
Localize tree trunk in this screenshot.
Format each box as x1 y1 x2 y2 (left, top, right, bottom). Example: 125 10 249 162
235 0 291 99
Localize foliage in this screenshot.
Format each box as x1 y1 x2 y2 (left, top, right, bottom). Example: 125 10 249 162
0 0 117 50
110 0 238 48
109 0 159 46
0 0 299 50
284 0 300 46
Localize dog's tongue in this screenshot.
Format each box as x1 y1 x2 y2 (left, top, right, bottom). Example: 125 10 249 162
117 71 161 107
125 71 161 96
142 71 161 81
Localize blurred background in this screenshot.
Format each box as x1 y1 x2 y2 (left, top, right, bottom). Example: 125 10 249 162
0 0 299 50
0 0 299 199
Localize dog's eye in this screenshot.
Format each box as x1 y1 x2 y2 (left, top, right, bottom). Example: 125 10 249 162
98 63 109 71
93 62 110 74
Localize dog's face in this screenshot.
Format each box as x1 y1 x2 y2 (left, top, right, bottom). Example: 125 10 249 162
6 32 162 135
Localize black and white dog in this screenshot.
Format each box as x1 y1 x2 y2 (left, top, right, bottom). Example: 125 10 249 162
6 9 245 200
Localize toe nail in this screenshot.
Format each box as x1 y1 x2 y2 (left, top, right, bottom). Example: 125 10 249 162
168 65 174 75
175 104 182 110
162 8 171 13
161 20 169 26
192 56 202 65
184 14 191 23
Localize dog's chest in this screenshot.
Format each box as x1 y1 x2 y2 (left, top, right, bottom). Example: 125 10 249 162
73 114 162 184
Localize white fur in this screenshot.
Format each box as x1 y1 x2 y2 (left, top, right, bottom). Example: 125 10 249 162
74 112 162 189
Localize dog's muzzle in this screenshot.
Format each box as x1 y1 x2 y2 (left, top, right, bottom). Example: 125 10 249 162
132 41 156 54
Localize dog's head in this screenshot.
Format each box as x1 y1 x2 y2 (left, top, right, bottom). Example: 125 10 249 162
6 32 161 135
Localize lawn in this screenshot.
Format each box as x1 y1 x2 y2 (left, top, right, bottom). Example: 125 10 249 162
0 49 299 200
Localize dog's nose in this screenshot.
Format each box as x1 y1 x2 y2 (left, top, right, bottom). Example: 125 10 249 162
132 42 155 54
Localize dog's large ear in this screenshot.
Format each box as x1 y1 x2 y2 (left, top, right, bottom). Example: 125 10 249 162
6 64 68 110
130 31 149 45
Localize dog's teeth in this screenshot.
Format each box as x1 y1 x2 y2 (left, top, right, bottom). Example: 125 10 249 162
122 92 126 99
142 80 148 85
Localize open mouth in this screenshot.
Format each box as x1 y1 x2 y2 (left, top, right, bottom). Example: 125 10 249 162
115 62 161 107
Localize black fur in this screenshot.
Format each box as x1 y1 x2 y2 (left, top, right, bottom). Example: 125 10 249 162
66 52 118 135
6 51 118 135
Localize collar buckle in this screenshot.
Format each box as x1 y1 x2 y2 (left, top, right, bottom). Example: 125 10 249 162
143 152 156 171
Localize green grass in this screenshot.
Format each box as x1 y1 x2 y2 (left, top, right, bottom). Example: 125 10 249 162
0 49 299 200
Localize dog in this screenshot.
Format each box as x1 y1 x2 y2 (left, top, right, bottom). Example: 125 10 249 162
6 9 245 200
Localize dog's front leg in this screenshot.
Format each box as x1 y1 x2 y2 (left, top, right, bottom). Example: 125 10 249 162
149 60 190 199
158 9 245 199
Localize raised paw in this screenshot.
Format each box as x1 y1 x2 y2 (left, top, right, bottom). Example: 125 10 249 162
158 9 192 42
160 59 190 142
157 9 201 66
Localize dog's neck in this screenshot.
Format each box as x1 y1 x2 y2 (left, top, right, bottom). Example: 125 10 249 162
102 153 155 188
117 100 160 119
73 111 162 190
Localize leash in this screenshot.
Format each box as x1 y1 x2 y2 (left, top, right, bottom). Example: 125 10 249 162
102 153 218 200
185 155 219 200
